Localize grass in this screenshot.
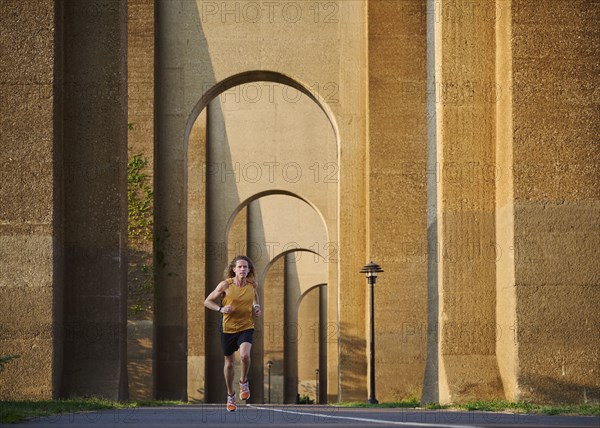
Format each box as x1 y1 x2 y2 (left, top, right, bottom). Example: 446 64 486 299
0 397 186 424
335 399 600 416
336 396 420 408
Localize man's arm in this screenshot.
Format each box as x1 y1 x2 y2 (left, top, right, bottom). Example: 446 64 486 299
204 281 227 313
252 282 261 317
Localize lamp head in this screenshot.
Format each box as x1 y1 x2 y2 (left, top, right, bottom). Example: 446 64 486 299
360 261 384 279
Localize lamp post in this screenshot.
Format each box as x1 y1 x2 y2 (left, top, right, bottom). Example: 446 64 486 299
315 368 319 404
267 360 272 404
360 261 383 404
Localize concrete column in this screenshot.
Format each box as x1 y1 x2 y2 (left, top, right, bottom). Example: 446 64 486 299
0 0 62 400
202 100 232 403
284 254 301 403
367 0 428 402
298 287 321 403
434 0 503 403
495 0 517 402
187 108 207 402
127 0 155 401
247 201 265 404
509 0 600 403
61 0 128 400
263 256 285 403
318 285 328 404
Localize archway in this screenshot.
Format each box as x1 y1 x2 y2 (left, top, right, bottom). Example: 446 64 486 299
259 249 329 404
183 71 339 403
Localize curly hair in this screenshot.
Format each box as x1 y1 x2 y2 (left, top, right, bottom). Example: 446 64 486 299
223 255 256 280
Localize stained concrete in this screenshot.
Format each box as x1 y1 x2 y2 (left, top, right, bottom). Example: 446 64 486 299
510 0 600 402
0 0 61 400
1 0 598 405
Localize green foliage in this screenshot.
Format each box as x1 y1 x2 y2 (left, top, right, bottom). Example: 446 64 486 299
127 154 153 241
423 402 450 410
298 394 315 404
334 399 599 416
0 355 20 372
127 152 154 317
0 397 187 424
455 400 600 416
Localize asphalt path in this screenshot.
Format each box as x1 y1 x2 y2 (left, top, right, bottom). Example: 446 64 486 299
4 404 599 428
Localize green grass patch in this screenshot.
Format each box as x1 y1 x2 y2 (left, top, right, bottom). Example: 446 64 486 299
335 399 599 416
454 399 599 416
0 398 186 424
336 397 420 408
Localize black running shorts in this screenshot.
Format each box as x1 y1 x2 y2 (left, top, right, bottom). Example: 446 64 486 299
221 328 254 356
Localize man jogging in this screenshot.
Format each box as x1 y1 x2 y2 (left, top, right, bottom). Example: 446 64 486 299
204 255 262 412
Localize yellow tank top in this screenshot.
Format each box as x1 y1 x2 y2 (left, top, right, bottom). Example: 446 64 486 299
221 278 255 333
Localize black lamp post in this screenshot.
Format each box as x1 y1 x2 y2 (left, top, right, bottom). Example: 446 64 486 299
360 261 383 404
315 368 319 404
267 360 272 404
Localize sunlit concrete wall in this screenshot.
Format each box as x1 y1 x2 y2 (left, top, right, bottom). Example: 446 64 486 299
507 0 600 403
0 0 62 399
3 0 598 405
433 0 503 403
367 0 429 402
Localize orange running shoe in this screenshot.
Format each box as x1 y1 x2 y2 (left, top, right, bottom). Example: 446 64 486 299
226 393 237 412
239 380 250 400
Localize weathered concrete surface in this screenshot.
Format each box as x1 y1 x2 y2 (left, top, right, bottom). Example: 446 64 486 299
0 0 61 400
510 0 600 403
61 0 128 400
433 0 503 403
127 0 156 401
2 0 598 406
368 0 429 402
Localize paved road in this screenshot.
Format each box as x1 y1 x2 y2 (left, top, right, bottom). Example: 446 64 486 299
4 404 599 428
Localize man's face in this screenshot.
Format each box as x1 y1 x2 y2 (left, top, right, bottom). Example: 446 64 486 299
234 260 249 278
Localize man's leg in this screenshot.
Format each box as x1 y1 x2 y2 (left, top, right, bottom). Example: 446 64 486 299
239 342 252 383
224 354 235 396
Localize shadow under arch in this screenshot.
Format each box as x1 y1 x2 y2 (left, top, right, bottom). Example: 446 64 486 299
298 283 327 305
258 248 324 287
183 70 340 154
224 190 330 250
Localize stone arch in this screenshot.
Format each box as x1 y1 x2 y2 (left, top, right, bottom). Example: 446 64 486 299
183 70 340 154
184 71 339 403
224 190 329 252
259 249 329 404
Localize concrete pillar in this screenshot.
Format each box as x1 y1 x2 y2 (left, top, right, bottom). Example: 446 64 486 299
495 0 517 402
298 287 321 403
127 0 155 401
61 0 128 400
284 254 301 403
508 0 600 403
433 0 503 403
201 100 233 403
367 0 429 402
0 0 62 400
186 108 207 402
247 201 266 404
263 256 285 403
